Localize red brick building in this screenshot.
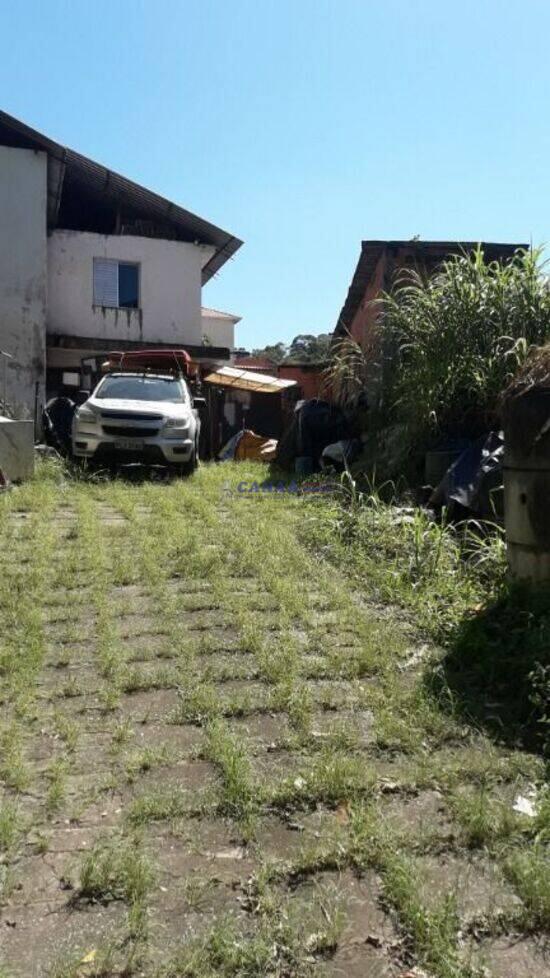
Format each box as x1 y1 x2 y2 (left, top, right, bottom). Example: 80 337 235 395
333 239 526 405
234 355 328 401
335 239 524 349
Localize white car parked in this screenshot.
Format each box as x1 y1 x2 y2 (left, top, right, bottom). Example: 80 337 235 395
72 372 200 474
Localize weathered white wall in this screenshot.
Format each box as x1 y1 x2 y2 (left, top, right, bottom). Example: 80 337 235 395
0 146 47 419
201 311 237 349
48 231 215 347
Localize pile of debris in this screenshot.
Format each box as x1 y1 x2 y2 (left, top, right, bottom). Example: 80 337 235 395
219 429 277 462
276 398 360 474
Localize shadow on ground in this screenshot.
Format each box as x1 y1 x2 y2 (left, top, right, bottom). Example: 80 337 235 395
426 583 550 757
69 459 182 484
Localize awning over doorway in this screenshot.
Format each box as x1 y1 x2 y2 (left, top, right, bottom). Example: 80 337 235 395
203 366 297 394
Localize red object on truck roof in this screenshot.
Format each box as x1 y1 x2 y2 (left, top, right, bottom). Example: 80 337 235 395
105 349 193 377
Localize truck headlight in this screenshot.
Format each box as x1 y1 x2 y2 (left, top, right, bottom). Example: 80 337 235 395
164 417 188 429
76 405 96 424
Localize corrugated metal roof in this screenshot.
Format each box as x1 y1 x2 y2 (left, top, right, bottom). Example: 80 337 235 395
48 332 231 362
204 366 297 394
201 306 242 323
0 110 242 283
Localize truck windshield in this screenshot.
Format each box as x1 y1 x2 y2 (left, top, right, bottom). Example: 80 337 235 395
96 376 186 403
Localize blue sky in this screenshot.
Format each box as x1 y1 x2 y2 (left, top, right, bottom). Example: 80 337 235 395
2 0 549 349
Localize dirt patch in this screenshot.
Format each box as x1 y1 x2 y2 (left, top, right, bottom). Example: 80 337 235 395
250 750 303 785
379 789 452 839
121 633 177 660
1 902 125 977
71 791 128 828
287 869 397 944
132 759 218 795
129 722 204 756
117 688 180 721
307 678 373 710
215 679 273 713
4 852 72 907
411 852 522 922
251 812 342 861
204 652 258 682
152 822 255 881
309 709 376 746
317 943 399 977
465 935 550 978
32 825 100 854
227 714 291 749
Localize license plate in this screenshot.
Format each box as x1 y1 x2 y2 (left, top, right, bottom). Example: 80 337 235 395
114 439 144 451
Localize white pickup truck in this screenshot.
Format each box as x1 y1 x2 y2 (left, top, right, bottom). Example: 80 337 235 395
72 371 200 475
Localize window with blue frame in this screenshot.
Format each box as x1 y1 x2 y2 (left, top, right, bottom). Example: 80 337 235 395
93 259 140 309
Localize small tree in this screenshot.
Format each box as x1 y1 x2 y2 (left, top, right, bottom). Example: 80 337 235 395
251 342 288 364
285 333 332 363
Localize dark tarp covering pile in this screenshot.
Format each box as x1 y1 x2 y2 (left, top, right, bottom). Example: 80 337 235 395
276 400 351 472
429 431 504 517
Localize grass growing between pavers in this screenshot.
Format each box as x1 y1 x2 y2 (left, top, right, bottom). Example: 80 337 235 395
0 459 548 977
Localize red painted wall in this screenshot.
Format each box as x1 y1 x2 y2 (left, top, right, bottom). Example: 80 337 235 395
277 364 327 400
234 357 328 401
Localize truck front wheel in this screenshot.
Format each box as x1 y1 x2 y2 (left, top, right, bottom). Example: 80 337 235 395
176 443 198 477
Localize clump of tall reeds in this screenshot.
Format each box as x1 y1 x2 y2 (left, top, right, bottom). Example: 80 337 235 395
382 246 550 444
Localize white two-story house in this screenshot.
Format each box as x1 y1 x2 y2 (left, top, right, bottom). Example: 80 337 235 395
0 110 242 421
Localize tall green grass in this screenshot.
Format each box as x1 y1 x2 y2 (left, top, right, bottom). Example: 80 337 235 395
303 471 549 755
382 246 550 444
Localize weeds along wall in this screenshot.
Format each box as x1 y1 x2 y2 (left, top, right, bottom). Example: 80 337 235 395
380 248 550 448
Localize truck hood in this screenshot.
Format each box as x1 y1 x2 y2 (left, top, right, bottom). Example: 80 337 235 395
87 397 191 420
